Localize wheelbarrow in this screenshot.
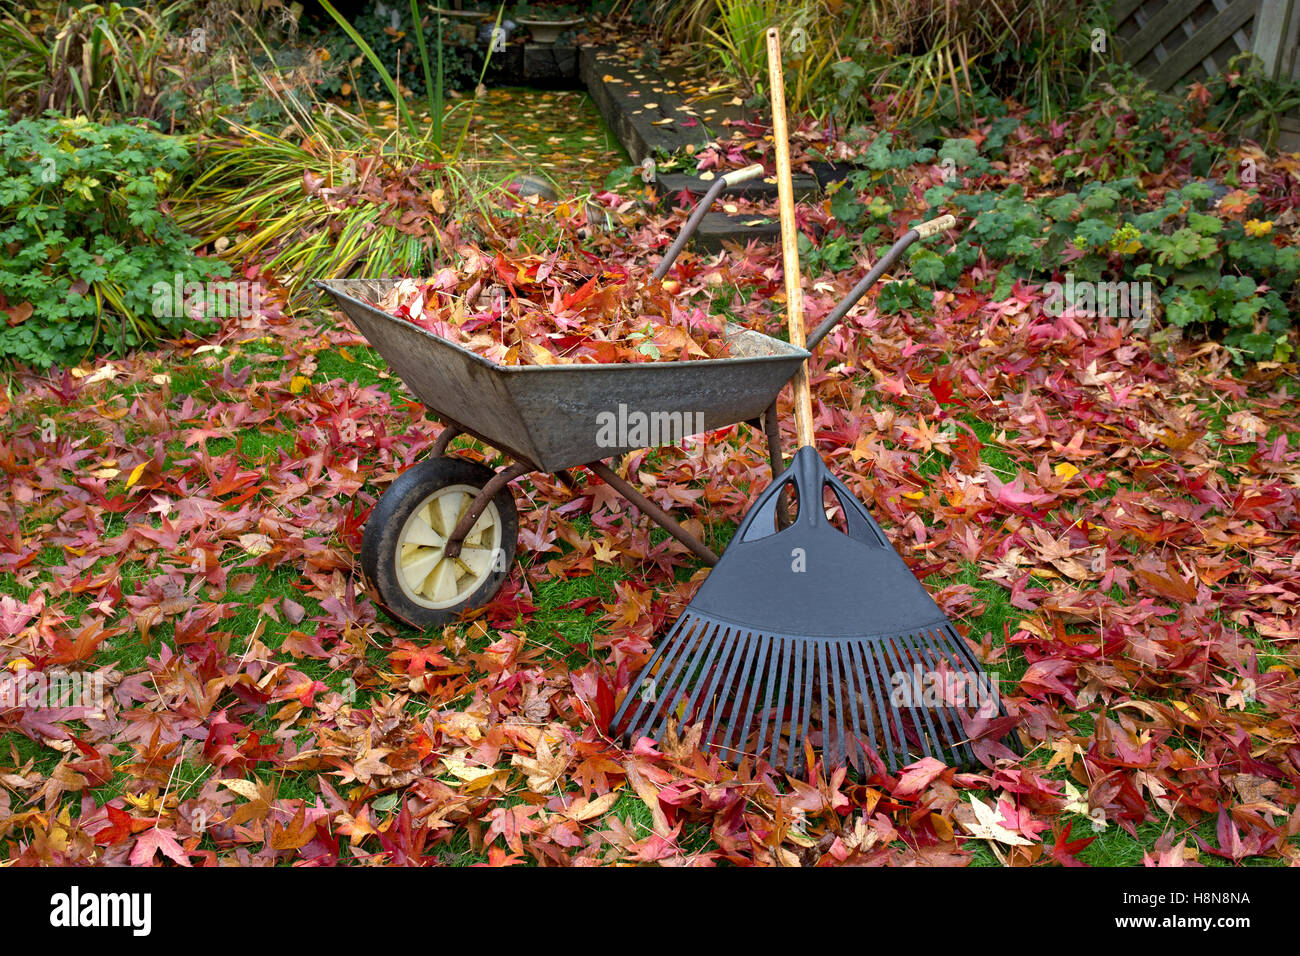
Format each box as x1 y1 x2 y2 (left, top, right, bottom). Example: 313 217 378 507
317 168 955 628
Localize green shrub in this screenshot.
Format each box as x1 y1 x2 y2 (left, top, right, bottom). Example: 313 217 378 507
842 129 1298 363
310 4 480 100
931 179 1299 361
0 115 228 368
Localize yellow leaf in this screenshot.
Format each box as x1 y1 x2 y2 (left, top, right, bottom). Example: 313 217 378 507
931 812 954 842
289 375 311 394
239 533 273 556
440 757 497 790
125 462 147 489
903 490 925 500
1054 462 1080 480
122 792 160 813
7 657 33 671
1244 219 1273 237
565 791 618 822
220 779 264 801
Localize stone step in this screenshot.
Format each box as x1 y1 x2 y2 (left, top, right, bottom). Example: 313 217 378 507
580 47 716 164
580 46 849 251
481 43 581 87
694 212 780 253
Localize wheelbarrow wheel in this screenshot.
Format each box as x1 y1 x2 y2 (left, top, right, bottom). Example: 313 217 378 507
361 458 518 628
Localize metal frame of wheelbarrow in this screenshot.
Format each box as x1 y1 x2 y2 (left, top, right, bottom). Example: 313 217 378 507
316 167 947 595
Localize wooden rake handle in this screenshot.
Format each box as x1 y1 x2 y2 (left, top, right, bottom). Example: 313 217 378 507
766 26 814 449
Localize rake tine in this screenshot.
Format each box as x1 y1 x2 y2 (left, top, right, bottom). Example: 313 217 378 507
647 619 719 743
765 636 794 769
942 623 1006 717
721 632 770 761
790 639 811 775
861 640 900 771
702 630 751 748
784 636 808 773
678 624 730 730
806 643 821 766
841 641 868 770
916 630 978 765
752 634 784 766
824 640 843 768
882 634 940 762
798 640 816 773
932 621 1005 723
902 631 967 765
641 616 711 740
943 621 983 671
617 613 699 736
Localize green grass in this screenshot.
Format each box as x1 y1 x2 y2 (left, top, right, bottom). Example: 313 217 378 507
314 343 390 392
964 415 1022 477
520 563 627 669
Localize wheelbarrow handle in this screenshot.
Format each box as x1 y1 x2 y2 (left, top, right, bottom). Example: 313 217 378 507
915 213 956 239
650 166 766 281
804 214 958 351
722 163 766 186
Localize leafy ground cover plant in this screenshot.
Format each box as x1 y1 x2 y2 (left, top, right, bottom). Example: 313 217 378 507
917 140 1300 361
0 115 229 368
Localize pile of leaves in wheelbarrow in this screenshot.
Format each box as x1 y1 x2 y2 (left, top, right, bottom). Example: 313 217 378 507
374 246 733 365
1 105 1299 866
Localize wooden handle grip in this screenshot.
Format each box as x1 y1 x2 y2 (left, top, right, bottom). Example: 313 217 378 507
915 214 956 239
766 27 814 449
722 163 765 186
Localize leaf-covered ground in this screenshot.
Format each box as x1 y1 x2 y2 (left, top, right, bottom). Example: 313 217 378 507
2 112 1299 866
362 87 628 192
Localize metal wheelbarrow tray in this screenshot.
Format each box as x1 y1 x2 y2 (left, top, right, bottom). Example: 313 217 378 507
317 278 808 474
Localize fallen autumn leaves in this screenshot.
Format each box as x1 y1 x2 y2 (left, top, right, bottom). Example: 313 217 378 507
2 186 1299 866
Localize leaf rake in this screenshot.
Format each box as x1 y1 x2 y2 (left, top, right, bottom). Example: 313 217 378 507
612 27 1006 775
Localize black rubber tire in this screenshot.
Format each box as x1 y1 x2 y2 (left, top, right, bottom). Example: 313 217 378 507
361 457 519 629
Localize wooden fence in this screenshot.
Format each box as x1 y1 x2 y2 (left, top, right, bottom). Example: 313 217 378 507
1112 0 1300 146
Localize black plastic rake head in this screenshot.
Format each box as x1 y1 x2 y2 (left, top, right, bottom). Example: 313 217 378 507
611 446 1004 775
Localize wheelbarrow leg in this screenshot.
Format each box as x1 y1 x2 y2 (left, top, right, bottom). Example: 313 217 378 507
759 401 786 478
586 460 719 566
757 401 792 529
443 460 532 558
431 423 463 458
